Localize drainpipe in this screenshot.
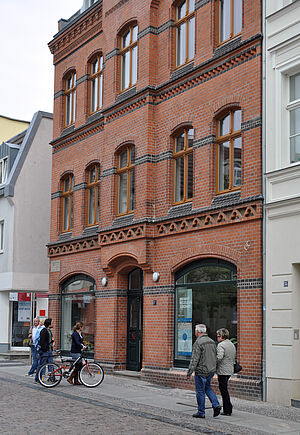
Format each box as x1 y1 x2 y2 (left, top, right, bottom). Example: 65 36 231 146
262 0 267 402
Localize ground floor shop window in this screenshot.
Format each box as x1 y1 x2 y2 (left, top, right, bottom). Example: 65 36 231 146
174 259 237 367
61 274 95 353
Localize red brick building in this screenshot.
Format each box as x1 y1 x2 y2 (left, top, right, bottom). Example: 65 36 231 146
48 0 262 399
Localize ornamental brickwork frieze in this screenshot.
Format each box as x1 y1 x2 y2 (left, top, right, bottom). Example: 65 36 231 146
48 6 102 64
48 236 98 257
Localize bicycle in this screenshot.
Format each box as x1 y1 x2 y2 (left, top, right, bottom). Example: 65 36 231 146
37 347 104 388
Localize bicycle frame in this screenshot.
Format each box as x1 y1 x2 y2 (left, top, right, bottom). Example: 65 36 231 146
51 350 92 378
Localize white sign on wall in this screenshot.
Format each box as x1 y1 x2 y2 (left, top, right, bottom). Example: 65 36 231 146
9 292 18 301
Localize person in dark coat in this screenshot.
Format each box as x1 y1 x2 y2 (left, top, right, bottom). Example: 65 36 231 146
68 322 85 385
34 318 54 383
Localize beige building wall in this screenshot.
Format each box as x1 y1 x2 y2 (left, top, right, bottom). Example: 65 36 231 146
265 0 300 405
0 115 29 143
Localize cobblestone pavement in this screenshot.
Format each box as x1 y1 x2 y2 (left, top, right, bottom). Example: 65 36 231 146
0 364 299 435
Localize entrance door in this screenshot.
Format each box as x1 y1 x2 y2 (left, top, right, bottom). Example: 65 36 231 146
126 268 143 371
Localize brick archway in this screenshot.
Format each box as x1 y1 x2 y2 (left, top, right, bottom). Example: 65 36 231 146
169 243 241 274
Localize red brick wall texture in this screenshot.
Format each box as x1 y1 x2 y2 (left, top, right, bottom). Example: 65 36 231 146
48 0 262 399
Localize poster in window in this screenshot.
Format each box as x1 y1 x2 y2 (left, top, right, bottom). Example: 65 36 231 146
18 301 31 322
177 288 192 356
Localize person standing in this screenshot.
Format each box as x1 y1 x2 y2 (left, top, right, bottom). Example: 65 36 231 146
68 322 85 385
26 317 40 376
216 328 236 416
34 318 54 383
187 324 221 419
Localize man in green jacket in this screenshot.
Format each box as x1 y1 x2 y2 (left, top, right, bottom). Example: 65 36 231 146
187 324 221 418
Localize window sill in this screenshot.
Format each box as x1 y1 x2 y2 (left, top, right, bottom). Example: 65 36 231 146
116 87 137 103
61 125 75 137
214 36 242 59
171 62 194 80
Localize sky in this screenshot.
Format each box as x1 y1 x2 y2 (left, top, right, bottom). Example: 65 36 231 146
0 0 83 122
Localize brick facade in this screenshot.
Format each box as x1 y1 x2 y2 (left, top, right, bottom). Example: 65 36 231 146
48 0 262 400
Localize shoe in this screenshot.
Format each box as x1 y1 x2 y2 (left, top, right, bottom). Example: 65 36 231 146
221 412 232 416
193 413 205 418
34 380 39 384
213 406 221 417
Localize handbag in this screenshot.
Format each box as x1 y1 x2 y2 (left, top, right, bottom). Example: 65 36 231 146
234 362 242 373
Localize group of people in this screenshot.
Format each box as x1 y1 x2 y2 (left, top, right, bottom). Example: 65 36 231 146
187 324 236 418
27 317 85 385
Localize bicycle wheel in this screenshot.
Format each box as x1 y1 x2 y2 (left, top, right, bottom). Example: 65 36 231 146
38 363 62 388
79 362 104 387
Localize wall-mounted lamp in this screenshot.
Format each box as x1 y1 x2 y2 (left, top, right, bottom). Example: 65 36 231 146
101 277 108 286
152 272 160 282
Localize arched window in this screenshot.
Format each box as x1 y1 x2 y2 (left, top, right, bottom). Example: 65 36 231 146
87 164 100 226
218 0 242 44
120 24 138 91
174 259 237 366
62 174 74 232
217 109 242 193
117 145 135 215
61 274 95 354
89 54 103 114
175 0 195 67
173 127 194 204
64 71 76 126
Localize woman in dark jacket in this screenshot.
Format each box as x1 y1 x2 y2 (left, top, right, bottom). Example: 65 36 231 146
68 322 84 385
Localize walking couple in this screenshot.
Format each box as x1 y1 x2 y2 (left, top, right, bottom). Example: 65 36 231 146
187 324 236 418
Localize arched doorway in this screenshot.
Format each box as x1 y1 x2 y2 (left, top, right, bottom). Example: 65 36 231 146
126 268 143 371
174 259 237 367
60 274 95 354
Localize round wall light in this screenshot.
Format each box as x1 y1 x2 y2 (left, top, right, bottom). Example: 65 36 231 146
101 277 107 286
152 272 160 282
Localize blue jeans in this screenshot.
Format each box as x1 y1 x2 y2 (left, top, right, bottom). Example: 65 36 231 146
28 345 38 375
35 351 53 382
194 373 220 416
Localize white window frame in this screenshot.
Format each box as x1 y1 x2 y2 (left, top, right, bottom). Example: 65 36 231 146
0 221 4 253
287 72 300 164
271 54 300 169
0 157 8 185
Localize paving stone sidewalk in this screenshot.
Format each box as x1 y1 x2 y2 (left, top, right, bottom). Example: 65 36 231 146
0 363 299 435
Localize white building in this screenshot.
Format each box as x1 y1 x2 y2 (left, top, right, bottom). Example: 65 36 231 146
265 0 300 405
0 111 52 353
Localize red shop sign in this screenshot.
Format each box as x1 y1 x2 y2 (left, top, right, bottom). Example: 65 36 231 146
18 292 31 302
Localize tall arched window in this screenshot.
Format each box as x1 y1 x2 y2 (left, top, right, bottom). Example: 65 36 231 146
117 145 135 215
218 0 242 44
87 164 100 226
64 72 76 127
174 259 237 366
120 24 138 91
61 274 95 354
217 109 242 193
175 0 195 67
89 54 103 114
173 127 194 204
62 174 74 232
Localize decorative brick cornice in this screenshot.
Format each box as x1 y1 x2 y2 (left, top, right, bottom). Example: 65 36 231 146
48 235 98 258
97 201 262 248
49 5 102 61
52 120 104 152
155 203 261 238
99 224 146 246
